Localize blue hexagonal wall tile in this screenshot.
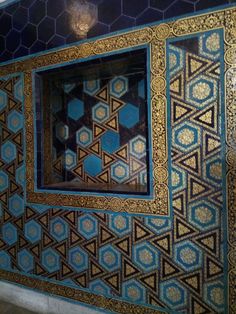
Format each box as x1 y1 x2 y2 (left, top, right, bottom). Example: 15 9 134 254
78 214 98 240
9 194 24 217
123 279 146 303
50 217 68 242
145 217 171 235
16 165 25 186
171 166 186 192
110 76 128 98
67 98 84 120
90 279 111 296
55 122 69 142
119 103 139 128
7 110 23 133
133 242 159 272
0 251 11 269
204 281 224 312
76 126 92 148
174 122 201 152
174 240 202 271
109 214 131 236
1 141 16 163
83 155 102 177
65 149 76 170
0 90 7 111
169 44 185 77
84 79 100 96
111 161 129 183
101 130 120 154
2 222 17 245
160 279 187 310
18 249 34 273
69 246 88 273
199 31 221 60
42 248 60 273
0 170 8 192
99 244 121 272
204 157 222 187
24 220 42 243
129 135 146 159
92 102 110 124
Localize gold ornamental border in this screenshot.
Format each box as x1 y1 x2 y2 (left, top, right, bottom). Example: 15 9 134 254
0 6 235 313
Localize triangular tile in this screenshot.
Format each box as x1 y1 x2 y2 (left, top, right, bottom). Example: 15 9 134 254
104 272 120 293
139 271 158 293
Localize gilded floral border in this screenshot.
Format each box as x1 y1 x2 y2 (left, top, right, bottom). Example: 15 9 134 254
0 6 235 313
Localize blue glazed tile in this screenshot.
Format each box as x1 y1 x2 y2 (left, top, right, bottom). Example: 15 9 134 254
47 35 66 49
164 0 194 18
6 29 20 52
88 22 109 38
13 45 29 58
98 0 121 24
0 13 12 36
56 11 70 37
29 0 46 25
30 40 46 54
196 0 229 10
21 23 37 48
123 0 148 17
136 8 163 26
47 0 65 18
38 16 55 42
13 6 28 31
150 0 178 10
110 15 135 32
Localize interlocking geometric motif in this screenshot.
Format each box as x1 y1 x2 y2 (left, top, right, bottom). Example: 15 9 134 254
51 74 147 188
0 27 228 313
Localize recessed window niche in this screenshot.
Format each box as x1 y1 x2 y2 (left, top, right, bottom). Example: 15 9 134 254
35 49 150 195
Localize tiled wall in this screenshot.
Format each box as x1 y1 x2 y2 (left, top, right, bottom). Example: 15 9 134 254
0 0 233 63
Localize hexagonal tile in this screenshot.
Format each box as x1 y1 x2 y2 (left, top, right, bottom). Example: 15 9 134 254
169 44 185 76
92 102 110 123
78 214 98 240
83 155 102 177
24 220 42 243
6 29 20 52
130 135 146 159
55 122 69 142
187 75 217 108
90 279 111 296
139 169 147 185
69 247 88 273
14 78 23 102
0 13 11 36
123 279 145 303
110 76 128 98
204 157 222 186
2 222 17 245
76 126 92 148
18 249 34 273
109 214 131 236
38 16 55 42
173 122 200 152
111 161 129 183
84 79 100 96
133 242 159 272
13 7 28 31
0 89 7 111
0 170 8 192
21 23 37 48
65 149 76 170
9 194 24 217
101 130 120 154
174 240 202 271
67 98 84 121
7 110 23 133
199 31 221 60
189 200 219 231
119 103 139 129
160 279 187 310
204 281 224 312
171 166 186 192
16 165 25 186
1 141 16 163
0 251 11 269
145 217 171 235
42 248 60 273
29 0 46 25
99 244 121 272
50 217 68 242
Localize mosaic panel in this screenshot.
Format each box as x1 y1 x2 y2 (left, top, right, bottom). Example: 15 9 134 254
0 6 235 314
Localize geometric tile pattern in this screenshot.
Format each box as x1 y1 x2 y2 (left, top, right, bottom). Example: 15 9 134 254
0 29 227 314
51 75 147 188
0 0 231 63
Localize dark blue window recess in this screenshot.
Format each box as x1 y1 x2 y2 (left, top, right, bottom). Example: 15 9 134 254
35 48 150 196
